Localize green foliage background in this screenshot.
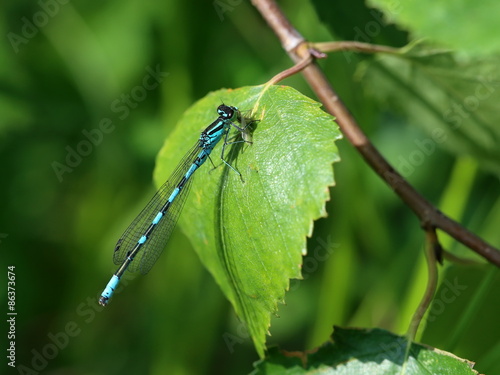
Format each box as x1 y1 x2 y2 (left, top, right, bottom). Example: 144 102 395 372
1 0 499 374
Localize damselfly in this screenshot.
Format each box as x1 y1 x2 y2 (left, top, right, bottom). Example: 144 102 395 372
99 104 251 306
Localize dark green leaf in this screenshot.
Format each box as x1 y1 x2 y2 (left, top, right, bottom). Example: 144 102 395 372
251 327 477 374
311 0 408 47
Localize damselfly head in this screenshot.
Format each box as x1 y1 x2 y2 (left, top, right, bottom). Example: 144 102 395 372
217 104 239 121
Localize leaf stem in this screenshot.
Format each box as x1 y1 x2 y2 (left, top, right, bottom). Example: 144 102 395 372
311 41 401 55
407 227 439 341
251 0 500 267
266 48 326 86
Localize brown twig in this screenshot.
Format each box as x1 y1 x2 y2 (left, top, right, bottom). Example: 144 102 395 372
251 0 500 267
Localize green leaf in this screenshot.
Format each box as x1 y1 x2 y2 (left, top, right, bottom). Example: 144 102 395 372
360 45 500 176
368 0 500 56
251 327 478 374
153 85 341 357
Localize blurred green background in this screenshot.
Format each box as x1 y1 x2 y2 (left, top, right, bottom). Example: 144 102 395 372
1 0 500 374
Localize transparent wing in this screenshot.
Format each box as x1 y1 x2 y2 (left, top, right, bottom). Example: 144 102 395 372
113 142 202 274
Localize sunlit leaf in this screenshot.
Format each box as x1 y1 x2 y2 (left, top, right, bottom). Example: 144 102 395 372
154 85 341 356
368 0 500 56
